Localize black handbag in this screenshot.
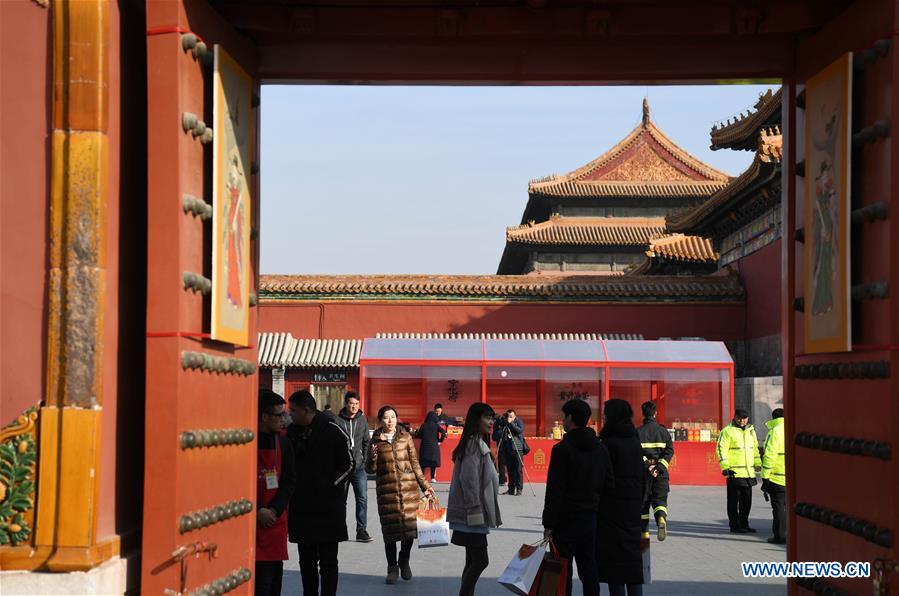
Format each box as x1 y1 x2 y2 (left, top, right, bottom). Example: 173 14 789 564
520 436 531 456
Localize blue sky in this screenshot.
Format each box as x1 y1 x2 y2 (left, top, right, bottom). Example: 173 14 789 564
260 84 776 275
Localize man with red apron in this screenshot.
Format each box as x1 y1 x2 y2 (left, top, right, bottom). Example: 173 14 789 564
257 389 296 596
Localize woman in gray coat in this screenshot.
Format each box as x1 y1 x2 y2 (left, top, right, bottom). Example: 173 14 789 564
447 403 502 596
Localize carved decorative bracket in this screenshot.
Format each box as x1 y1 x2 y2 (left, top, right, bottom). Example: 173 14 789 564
0 407 39 546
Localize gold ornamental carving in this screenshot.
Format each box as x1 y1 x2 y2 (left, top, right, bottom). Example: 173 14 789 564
591 142 695 183
0 407 39 546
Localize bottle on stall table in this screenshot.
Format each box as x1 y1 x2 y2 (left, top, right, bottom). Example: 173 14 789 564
672 418 681 442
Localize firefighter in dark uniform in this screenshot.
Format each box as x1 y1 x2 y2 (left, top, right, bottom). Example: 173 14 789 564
636 401 673 541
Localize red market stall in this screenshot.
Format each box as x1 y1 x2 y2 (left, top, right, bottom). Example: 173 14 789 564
359 337 734 485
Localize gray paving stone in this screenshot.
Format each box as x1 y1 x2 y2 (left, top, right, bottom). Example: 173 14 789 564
281 482 786 595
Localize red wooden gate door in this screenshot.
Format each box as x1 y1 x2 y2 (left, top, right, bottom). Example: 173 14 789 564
143 1 261 593
786 2 899 593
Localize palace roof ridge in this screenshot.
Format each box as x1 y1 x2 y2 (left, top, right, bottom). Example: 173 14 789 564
528 99 731 200
259 273 744 302
710 87 782 151
668 130 782 233
505 215 667 246
645 233 718 263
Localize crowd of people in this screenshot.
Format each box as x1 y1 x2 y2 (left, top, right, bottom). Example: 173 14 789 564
255 387 786 596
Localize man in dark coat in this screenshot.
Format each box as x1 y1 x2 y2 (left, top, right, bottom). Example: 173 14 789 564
596 399 646 596
287 390 354 596
493 409 525 495
543 399 614 596
433 402 454 427
333 391 372 543
417 411 446 483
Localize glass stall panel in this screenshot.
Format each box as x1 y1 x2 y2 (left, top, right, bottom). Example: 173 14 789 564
484 339 603 362
361 339 425 361
610 367 729 445
603 340 733 364
421 339 483 362
485 341 546 362
486 366 538 433
608 366 657 427
543 367 603 437
423 366 481 428
364 365 423 428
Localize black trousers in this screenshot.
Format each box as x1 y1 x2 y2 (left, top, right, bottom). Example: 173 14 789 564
726 478 754 530
497 450 507 484
254 561 283 596
768 483 787 540
385 538 413 567
555 511 599 596
459 544 489 596
505 450 523 492
607 583 644 596
641 470 670 532
297 542 339 596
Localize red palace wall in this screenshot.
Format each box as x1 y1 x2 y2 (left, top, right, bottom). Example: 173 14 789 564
739 242 782 340
259 300 746 342
0 2 51 429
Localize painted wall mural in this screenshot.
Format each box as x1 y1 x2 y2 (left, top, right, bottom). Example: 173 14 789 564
803 53 852 354
212 45 253 346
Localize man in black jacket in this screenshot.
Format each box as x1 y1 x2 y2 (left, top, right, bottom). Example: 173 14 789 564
543 399 614 596
493 409 525 495
287 391 354 596
333 391 373 543
636 401 674 541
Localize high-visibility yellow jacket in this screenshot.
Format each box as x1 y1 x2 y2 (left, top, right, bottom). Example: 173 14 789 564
761 417 786 486
716 422 761 478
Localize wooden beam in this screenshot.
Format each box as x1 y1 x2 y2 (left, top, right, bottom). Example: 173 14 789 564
214 1 837 38
257 36 793 83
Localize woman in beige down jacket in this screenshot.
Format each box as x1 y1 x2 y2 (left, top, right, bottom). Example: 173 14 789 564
447 403 502 596
367 405 434 585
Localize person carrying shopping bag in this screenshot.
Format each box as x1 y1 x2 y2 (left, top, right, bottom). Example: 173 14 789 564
543 399 614 596
447 403 503 596
367 405 435 584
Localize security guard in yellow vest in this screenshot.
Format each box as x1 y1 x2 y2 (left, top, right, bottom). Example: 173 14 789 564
760 408 786 544
716 409 761 533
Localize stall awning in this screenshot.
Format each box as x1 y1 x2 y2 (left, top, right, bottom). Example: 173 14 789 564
258 334 363 369
258 331 645 368
360 337 733 366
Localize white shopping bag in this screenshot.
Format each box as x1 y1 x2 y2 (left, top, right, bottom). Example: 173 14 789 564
497 542 546 595
417 497 450 548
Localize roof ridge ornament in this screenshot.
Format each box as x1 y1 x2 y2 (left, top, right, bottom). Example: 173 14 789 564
642 96 651 128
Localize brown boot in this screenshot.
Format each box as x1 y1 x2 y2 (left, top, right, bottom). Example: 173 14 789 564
385 566 399 584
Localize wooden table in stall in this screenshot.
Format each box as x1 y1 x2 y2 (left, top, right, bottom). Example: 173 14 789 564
415 434 724 486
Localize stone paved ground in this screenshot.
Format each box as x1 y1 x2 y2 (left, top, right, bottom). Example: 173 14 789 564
282 482 786 595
